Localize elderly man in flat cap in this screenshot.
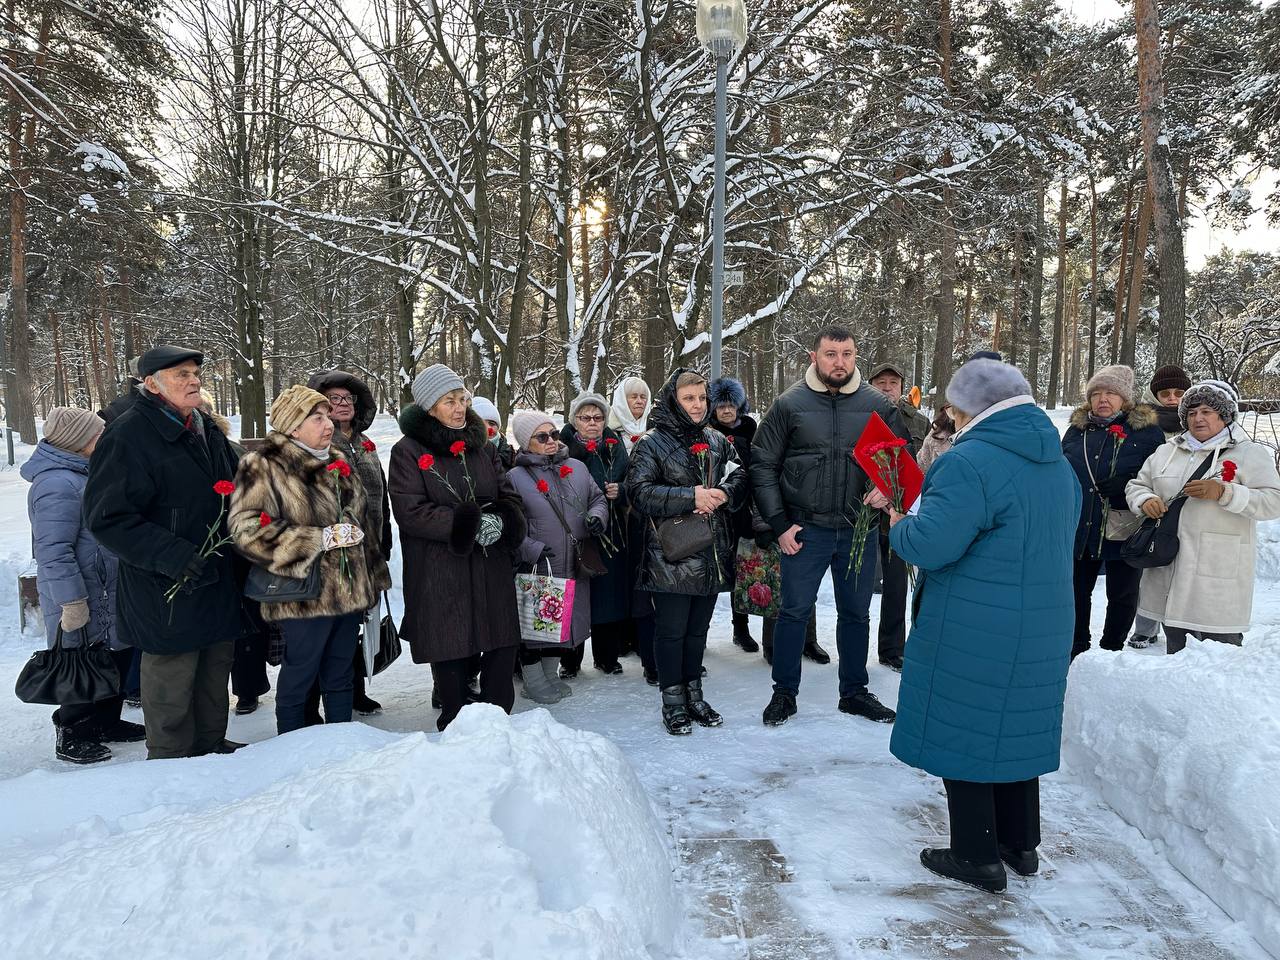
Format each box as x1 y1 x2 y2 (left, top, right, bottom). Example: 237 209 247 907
84 345 246 759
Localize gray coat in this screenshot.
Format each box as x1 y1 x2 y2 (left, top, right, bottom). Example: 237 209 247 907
510 446 608 647
21 441 121 649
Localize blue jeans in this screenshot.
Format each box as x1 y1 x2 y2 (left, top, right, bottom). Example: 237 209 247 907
773 524 878 698
276 613 361 735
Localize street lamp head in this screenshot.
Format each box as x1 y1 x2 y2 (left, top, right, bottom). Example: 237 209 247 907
696 0 747 58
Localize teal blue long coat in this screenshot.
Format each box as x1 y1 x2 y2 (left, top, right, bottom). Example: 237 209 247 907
888 400 1081 783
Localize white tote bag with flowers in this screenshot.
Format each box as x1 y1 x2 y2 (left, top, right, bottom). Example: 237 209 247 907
515 561 576 647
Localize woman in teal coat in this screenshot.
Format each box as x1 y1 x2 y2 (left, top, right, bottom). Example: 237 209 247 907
887 359 1080 895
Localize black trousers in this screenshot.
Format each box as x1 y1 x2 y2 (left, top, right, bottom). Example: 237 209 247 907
231 629 271 699
276 614 360 735
633 615 656 673
1165 627 1244 654
558 620 624 672
1072 554 1142 657
53 647 133 735
877 530 908 660
652 593 718 688
432 645 518 731
943 778 1041 865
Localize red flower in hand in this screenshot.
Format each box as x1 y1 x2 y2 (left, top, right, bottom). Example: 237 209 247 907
536 478 550 494
450 440 467 456
361 439 376 452
630 435 641 444
585 440 598 453
259 512 272 528
605 437 619 447
487 425 497 438
1108 424 1128 440
213 480 235 496
1221 460 1237 483
559 465 574 479
327 460 352 478
690 442 710 455
418 453 435 471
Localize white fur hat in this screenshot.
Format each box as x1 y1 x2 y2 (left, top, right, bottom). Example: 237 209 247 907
946 359 1032 416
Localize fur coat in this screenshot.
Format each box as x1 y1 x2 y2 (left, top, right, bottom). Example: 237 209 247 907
229 433 391 622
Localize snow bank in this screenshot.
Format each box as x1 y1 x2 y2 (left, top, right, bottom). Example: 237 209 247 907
1063 639 1280 958
0 706 678 960
1258 519 1280 583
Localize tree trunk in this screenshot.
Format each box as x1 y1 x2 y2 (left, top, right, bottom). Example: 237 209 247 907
1121 187 1153 366
1048 179 1068 407
1028 187 1045 400
1111 172 1135 364
1135 0 1186 366
931 0 957 396
1009 229 1024 366
1088 172 1100 380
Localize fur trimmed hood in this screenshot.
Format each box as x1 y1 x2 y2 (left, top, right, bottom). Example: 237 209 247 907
308 370 378 434
1068 401 1159 432
708 376 749 416
398 404 489 455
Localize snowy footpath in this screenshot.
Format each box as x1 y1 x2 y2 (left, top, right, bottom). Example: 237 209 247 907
0 415 1277 959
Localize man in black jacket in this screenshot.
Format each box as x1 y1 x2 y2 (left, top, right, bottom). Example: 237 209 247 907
84 345 246 759
750 327 909 727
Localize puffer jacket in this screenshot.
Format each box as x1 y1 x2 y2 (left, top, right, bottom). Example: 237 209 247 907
1126 423 1280 634
1061 403 1165 559
307 370 393 561
627 369 750 596
22 441 121 649
889 398 1081 783
750 365 909 536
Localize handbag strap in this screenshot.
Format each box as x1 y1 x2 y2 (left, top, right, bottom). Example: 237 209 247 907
1163 453 1215 520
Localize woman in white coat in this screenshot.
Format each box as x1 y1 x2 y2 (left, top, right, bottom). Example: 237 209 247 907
1125 380 1280 653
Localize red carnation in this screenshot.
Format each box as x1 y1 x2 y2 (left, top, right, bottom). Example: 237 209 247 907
450 440 467 456
1222 460 1237 483
559 465 574 479
605 437 619 446
585 440 598 453
1108 424 1128 440
487 426 497 438
361 439 376 452
631 435 641 444
690 442 710 455
418 453 435 471
726 436 735 445
327 460 352 478
213 480 235 496
259 512 272 528
537 478 550 494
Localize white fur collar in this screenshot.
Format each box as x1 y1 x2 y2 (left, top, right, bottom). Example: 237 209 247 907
804 364 863 395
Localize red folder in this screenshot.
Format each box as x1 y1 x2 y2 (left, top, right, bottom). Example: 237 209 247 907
853 413 924 511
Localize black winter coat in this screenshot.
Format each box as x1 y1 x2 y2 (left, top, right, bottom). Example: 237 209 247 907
561 423 632 624
83 391 245 654
750 365 910 536
1061 403 1165 559
388 406 527 663
709 414 757 539
627 370 749 596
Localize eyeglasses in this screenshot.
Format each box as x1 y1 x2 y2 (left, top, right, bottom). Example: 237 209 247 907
325 394 355 407
531 430 560 444
576 414 604 424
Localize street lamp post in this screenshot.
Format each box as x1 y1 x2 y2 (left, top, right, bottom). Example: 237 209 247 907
696 0 747 381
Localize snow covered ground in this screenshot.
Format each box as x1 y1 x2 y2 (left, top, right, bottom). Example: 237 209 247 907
0 412 1277 959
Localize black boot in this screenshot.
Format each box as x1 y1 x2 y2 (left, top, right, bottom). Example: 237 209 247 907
878 655 904 671
661 685 693 736
56 726 110 765
920 848 1007 894
235 695 260 716
732 614 759 653
352 672 382 715
802 637 831 664
644 666 659 686
838 688 896 723
999 845 1039 877
685 679 723 727
95 718 146 743
762 690 797 727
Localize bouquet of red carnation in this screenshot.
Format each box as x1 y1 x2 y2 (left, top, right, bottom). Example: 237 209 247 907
327 459 358 582
690 440 723 571
165 480 237 605
846 414 924 578
582 436 626 552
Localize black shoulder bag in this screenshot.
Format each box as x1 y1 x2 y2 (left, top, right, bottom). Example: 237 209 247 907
15 627 122 706
524 468 608 578
1121 455 1213 570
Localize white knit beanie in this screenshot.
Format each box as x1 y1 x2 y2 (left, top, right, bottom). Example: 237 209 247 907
470 396 501 424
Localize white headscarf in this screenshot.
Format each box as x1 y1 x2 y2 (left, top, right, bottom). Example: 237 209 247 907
609 376 651 450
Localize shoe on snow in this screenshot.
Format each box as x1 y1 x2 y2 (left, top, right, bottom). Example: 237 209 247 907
879 655 904 672
595 660 624 676
732 630 760 654
96 718 146 743
999 844 1039 877
1127 634 1155 649
520 663 565 704
802 639 831 664
56 728 110 765
123 696 142 709
762 691 798 727
686 680 723 727
660 685 693 736
212 739 246 754
644 667 660 687
235 695 259 716
558 665 579 680
353 695 383 716
838 689 896 723
920 848 1007 894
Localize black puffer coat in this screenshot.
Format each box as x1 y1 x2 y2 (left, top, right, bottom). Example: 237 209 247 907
627 370 749 596
708 378 757 540
1061 402 1165 560
750 365 909 536
561 422 632 624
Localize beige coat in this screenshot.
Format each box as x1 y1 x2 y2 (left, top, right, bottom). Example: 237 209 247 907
1126 423 1280 633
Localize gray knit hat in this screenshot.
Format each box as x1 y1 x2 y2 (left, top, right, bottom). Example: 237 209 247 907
1085 364 1136 405
470 396 501 425
946 359 1032 416
568 392 609 422
43 407 104 453
411 364 465 412
1178 379 1238 429
511 409 555 450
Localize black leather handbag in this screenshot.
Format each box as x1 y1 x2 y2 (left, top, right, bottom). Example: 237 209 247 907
654 514 715 563
1121 456 1213 570
244 559 323 603
359 595 403 678
15 627 122 706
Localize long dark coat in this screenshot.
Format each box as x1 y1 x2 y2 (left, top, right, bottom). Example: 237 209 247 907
627 369 750 596
388 406 527 664
560 422 632 624
83 391 244 654
708 414 757 539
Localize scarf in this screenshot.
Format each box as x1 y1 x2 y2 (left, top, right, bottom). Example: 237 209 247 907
1087 411 1122 429
609 377 650 449
290 438 332 461
1183 427 1230 452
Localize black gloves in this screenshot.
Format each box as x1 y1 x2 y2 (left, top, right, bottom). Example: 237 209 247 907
586 515 605 537
181 552 207 582
1094 475 1129 498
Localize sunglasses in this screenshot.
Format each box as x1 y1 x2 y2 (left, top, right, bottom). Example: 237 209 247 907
531 430 561 444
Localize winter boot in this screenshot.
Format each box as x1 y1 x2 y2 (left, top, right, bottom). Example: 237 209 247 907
235 695 260 716
732 613 759 653
920 848 1007 894
762 690 797 727
55 727 110 765
685 679 723 727
95 718 147 743
661 685 693 736
541 657 572 697
878 655 904 672
353 673 383 715
521 661 564 704
1127 633 1156 650
999 845 1039 877
802 636 831 664
644 666 660 686
838 689 896 723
